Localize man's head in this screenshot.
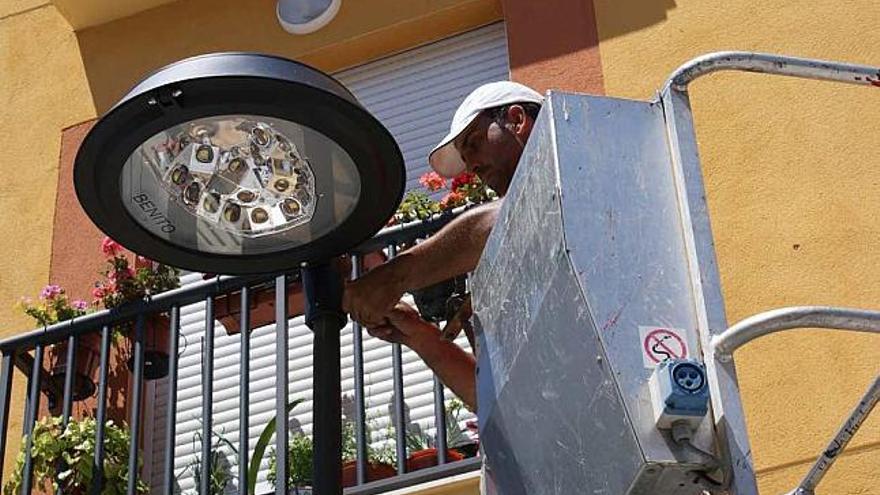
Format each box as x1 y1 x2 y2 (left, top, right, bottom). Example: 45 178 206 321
429 81 543 196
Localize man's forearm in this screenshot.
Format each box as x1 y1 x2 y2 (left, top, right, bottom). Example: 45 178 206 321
409 331 477 411
394 200 502 291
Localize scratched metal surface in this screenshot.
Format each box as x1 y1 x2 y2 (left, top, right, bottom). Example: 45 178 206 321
472 100 643 494
472 92 723 494
552 92 718 462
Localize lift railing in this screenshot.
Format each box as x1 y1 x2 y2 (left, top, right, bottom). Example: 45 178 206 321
0 207 479 495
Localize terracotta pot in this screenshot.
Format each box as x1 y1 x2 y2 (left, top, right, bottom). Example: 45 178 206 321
47 332 102 401
125 314 171 380
341 460 396 487
212 251 387 335
405 448 465 472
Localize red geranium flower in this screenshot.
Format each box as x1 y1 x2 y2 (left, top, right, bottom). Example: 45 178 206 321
419 171 447 192
101 237 123 257
439 190 466 210
451 172 477 191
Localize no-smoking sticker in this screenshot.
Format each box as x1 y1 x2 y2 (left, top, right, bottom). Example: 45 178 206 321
638 326 696 368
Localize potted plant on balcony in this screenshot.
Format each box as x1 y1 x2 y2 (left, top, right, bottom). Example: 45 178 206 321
209 253 386 335
257 398 396 493
179 425 237 494
17 284 96 402
388 172 495 322
93 236 180 380
400 420 467 472
2 415 147 495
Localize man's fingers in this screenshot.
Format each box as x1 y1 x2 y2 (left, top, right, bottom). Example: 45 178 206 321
366 325 394 340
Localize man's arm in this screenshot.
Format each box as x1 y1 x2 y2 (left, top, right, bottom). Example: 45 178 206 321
345 200 502 327
369 303 477 410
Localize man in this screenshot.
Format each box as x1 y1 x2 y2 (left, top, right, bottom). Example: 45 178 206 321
343 81 543 411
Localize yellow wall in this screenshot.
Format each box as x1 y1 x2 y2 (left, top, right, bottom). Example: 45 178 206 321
0 0 96 476
0 0 498 486
593 1 880 493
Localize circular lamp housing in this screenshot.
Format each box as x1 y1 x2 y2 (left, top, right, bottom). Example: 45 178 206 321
277 0 342 35
75 53 405 274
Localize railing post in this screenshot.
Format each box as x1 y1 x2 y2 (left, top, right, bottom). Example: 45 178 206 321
21 345 43 495
92 326 112 495
201 299 215 495
239 287 251 495
127 316 146 495
0 352 14 488
275 275 289 495
164 306 181 494
350 256 369 485
387 244 407 475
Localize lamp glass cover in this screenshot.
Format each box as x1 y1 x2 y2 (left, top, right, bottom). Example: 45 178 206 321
120 114 361 255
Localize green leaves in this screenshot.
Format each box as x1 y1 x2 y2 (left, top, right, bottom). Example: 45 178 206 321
248 399 304 495
3 416 148 495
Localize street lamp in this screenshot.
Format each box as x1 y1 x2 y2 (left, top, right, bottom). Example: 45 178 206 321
74 53 406 495
75 52 405 274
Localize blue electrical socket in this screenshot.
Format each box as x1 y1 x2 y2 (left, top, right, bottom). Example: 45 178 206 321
649 359 710 429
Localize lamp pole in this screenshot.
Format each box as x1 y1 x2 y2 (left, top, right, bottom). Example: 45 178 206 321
303 262 346 494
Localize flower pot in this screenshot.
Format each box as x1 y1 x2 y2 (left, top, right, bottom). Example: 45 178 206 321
453 442 480 459
341 460 397 487
410 274 467 323
405 448 464 472
212 251 387 335
213 280 306 335
125 314 171 380
47 332 101 401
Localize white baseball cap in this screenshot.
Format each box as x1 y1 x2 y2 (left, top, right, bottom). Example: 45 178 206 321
428 81 544 178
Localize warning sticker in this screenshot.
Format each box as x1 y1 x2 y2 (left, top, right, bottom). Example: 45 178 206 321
639 326 695 368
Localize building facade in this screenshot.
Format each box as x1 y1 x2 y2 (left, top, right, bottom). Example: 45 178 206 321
0 0 877 493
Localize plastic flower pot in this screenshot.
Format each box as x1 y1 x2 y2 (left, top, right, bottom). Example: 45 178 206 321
212 251 387 335
405 448 465 472
125 314 171 380
47 332 101 401
341 460 397 487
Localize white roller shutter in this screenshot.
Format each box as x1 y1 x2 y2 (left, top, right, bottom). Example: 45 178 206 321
149 22 508 494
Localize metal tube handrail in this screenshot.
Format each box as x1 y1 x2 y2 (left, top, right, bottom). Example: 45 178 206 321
663 51 880 92
785 374 880 495
712 306 880 360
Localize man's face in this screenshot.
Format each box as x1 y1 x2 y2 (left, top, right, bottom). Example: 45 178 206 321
453 106 532 196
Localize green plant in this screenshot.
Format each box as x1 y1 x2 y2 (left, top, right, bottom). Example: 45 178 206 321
388 171 496 226
16 284 90 327
93 237 180 310
392 190 442 224
262 400 400 491
179 424 238 495
3 416 147 495
266 433 312 492
247 399 304 495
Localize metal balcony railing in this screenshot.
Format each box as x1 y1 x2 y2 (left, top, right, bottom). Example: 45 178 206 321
0 207 480 495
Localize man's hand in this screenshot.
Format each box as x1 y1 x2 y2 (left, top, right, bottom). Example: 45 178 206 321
343 260 407 327
368 301 477 410
366 302 440 348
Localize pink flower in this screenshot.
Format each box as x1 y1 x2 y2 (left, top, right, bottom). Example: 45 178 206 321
101 237 123 257
451 172 477 191
40 284 63 301
92 286 106 299
72 300 88 311
419 172 447 192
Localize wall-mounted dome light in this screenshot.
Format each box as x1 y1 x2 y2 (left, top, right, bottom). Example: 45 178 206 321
277 0 342 35
74 53 405 274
